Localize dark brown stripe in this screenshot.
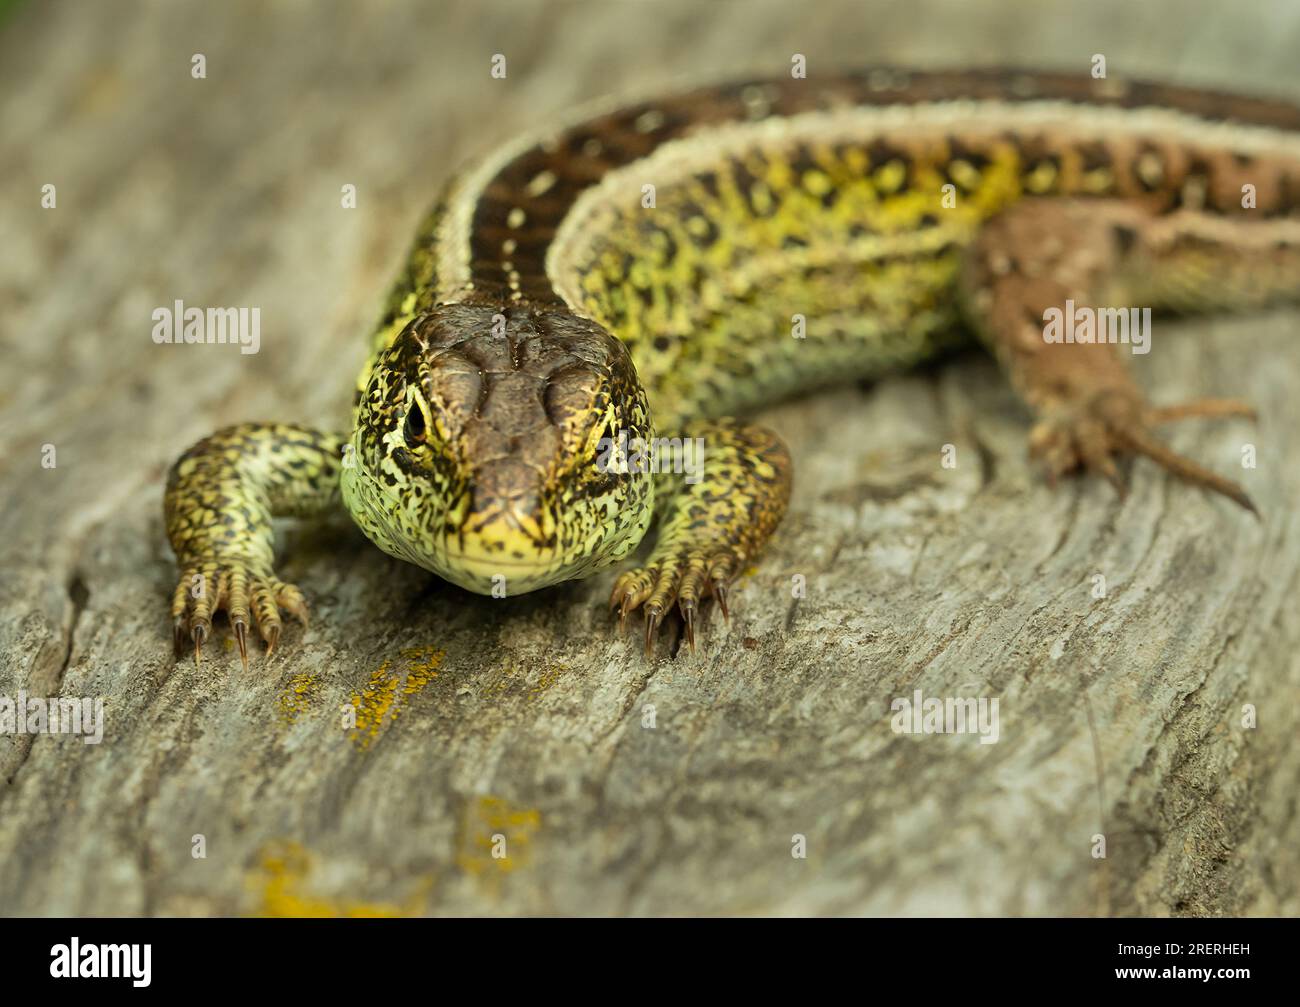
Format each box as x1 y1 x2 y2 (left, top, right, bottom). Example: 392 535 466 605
465 68 1300 300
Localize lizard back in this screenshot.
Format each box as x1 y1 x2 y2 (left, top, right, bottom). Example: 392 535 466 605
367 68 1300 425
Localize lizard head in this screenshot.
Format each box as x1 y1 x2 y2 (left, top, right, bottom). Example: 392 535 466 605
341 303 656 595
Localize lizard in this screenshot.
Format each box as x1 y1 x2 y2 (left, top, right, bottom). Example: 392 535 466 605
163 67 1300 665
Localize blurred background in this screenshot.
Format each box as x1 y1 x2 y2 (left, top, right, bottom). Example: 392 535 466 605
1 0 1298 917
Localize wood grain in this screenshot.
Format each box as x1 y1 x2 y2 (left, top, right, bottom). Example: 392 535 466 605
0 0 1297 916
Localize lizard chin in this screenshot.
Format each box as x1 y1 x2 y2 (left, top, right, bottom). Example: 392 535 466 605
341 475 656 598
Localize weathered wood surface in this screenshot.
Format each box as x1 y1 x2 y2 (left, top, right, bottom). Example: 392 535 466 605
1 0 1298 917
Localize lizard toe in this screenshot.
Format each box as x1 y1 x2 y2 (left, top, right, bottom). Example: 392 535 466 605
612 547 737 656
1030 389 1256 512
170 559 308 668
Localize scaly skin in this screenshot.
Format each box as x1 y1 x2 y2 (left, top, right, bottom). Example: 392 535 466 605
164 424 342 664
165 68 1300 662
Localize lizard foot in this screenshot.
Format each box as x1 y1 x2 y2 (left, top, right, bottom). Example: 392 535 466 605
606 418 791 656
170 559 309 669
1029 389 1257 514
610 548 737 656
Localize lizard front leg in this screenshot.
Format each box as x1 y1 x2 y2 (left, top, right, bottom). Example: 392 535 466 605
959 198 1284 512
164 423 346 666
609 418 792 654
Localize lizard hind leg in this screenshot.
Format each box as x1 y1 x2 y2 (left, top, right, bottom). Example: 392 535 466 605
609 418 792 655
960 198 1264 513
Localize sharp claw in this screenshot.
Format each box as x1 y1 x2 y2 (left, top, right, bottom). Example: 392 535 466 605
713 583 729 623
234 621 249 671
681 605 696 653
1229 486 1260 520
264 624 281 659
173 619 187 658
643 606 662 656
191 623 207 668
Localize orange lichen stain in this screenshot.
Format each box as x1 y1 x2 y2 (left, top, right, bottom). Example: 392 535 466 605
276 673 318 726
348 647 444 750
249 841 428 917
456 796 542 879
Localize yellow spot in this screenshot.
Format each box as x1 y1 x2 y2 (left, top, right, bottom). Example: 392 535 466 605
873 159 907 194
506 207 526 228
843 147 868 176
348 647 445 750
1136 152 1163 188
634 109 665 133
801 169 832 197
456 796 541 878
525 170 557 197
628 259 654 292
276 672 318 726
248 841 429 917
1025 161 1058 194
1083 167 1114 193
948 159 982 191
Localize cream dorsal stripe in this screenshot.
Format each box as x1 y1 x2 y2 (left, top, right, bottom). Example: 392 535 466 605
547 100 1300 311
429 92 1300 307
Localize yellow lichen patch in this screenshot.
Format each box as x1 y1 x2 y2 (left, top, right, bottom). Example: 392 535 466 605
400 645 444 683
276 672 318 726
249 841 429 917
347 646 445 750
456 796 542 879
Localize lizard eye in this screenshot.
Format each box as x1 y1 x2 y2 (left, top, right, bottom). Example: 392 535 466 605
403 403 427 445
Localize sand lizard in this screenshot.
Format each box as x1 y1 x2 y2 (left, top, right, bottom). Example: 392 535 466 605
164 68 1300 664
